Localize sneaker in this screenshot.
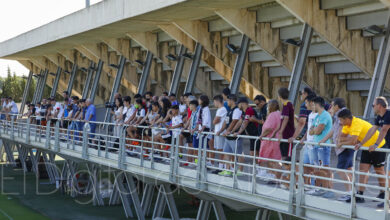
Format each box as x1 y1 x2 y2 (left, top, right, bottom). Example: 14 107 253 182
264 173 276 181
195 159 198 164
337 195 351 201
373 191 385 202
218 170 232 177
206 161 213 167
346 196 365 203
322 191 335 199
306 189 317 195
377 202 384 208
311 189 326 196
236 170 244 176
211 169 221 174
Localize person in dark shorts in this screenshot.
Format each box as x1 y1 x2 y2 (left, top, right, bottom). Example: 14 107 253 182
358 97 390 207
337 109 386 204
235 97 260 156
277 88 295 162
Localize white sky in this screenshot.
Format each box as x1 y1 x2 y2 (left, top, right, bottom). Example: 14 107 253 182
0 0 102 77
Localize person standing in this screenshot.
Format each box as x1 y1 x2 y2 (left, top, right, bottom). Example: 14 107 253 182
84 99 96 142
277 88 295 162
308 97 333 198
212 95 228 173
337 109 386 204
319 97 351 201
252 95 268 136
356 97 390 207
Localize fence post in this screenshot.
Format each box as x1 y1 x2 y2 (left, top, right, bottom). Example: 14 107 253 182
288 142 298 214
26 118 31 144
82 124 89 159
350 149 359 218
45 121 51 148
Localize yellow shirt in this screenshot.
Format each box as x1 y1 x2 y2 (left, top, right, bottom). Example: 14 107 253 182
342 117 385 148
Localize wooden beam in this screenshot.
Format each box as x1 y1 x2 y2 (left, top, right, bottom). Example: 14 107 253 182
276 0 377 76
215 9 296 70
159 23 267 99
75 43 138 94
26 57 82 98
380 0 390 8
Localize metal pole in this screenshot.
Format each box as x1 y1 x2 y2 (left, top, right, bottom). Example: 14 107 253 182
67 64 78 96
229 34 250 95
103 56 126 124
288 23 313 106
32 70 44 104
184 43 203 94
82 61 96 99
37 69 49 102
85 0 90 7
90 60 104 103
364 15 390 121
19 71 33 114
137 51 153 95
169 45 187 95
50 67 62 98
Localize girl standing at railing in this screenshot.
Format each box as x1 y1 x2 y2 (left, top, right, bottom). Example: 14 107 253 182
194 95 212 167
113 97 124 138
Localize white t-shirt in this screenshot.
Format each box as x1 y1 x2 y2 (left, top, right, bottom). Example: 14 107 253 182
7 101 18 113
51 102 63 118
35 106 42 120
136 108 146 119
171 115 183 137
179 104 187 114
225 107 242 125
215 106 227 132
2 101 7 110
125 105 136 122
306 112 318 145
198 106 211 130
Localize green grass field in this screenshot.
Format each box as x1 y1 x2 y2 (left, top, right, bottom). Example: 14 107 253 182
0 194 49 220
0 163 300 220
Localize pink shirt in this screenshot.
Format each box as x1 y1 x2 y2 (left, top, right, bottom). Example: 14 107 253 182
262 111 281 138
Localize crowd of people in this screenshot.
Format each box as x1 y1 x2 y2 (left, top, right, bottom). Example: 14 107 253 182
2 86 390 207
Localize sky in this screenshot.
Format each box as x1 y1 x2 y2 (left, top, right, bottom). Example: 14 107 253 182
0 0 102 77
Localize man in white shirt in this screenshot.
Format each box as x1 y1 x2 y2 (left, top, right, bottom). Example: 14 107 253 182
212 95 227 172
6 97 18 120
168 105 183 139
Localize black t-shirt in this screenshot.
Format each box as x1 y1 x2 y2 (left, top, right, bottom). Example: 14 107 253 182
375 110 390 148
256 103 268 135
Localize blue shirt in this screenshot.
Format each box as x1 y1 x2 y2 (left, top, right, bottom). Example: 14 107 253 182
85 105 96 122
72 104 79 117
313 110 333 144
223 101 231 112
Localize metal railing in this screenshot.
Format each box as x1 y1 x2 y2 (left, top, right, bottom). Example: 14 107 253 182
1 113 390 219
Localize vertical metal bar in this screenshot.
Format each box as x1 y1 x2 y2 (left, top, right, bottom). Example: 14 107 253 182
32 70 44 104
103 56 126 125
50 67 62 98
67 64 78 96
184 43 203 94
82 62 95 99
20 71 33 114
37 69 49 102
288 23 313 106
169 45 187 95
137 51 153 95
288 143 298 214
364 15 390 121
90 60 104 102
229 34 250 95
350 150 359 218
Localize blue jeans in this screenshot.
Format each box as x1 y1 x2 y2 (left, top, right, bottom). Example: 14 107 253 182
309 146 331 166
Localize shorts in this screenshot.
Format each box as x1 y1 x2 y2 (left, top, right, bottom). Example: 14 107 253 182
337 148 354 169
192 135 209 149
223 139 242 154
309 146 331 166
250 139 261 152
63 120 69 129
280 142 293 161
361 150 385 167
182 132 193 144
0 114 5 120
41 120 47 126
302 145 311 164
214 136 225 150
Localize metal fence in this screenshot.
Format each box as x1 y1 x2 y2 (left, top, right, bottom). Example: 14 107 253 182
1 114 390 219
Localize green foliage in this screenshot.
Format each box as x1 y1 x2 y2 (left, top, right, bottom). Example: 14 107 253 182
0 66 61 103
